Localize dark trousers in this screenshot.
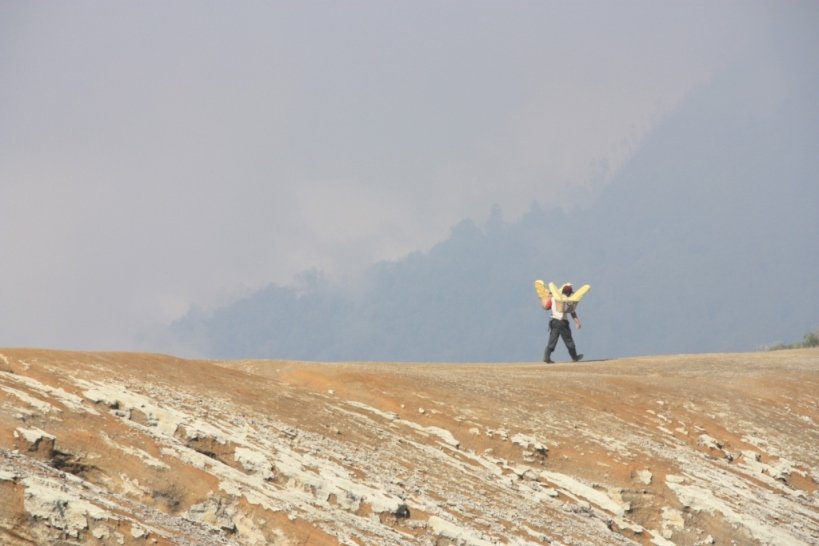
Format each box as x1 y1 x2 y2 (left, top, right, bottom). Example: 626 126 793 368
545 318 578 360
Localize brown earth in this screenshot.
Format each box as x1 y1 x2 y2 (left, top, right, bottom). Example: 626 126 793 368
0 348 817 545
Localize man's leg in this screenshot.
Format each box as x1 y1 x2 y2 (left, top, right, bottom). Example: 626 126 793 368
544 319 560 362
560 323 583 362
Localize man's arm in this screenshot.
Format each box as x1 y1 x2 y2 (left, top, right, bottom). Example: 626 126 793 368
571 311 582 329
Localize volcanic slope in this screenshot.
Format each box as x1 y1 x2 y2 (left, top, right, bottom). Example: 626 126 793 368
0 348 817 545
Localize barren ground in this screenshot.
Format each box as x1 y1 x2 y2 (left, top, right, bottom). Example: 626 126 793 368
1 348 817 545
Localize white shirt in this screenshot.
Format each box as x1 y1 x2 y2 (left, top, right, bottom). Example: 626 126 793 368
551 299 577 321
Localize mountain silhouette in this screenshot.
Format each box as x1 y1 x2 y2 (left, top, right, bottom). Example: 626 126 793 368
167 51 819 361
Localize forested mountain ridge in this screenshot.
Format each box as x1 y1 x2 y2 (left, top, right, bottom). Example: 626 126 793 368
166 54 819 361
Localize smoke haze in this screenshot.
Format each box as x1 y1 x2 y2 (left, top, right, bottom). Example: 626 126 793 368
1 1 815 352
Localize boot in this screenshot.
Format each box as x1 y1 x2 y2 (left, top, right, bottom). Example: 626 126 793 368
544 351 554 364
572 353 584 362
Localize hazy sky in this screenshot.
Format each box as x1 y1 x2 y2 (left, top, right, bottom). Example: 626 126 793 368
0 1 797 350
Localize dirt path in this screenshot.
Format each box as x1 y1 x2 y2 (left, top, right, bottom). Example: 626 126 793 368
1 348 817 545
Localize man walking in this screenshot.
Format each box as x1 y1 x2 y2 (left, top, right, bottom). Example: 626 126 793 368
543 283 584 363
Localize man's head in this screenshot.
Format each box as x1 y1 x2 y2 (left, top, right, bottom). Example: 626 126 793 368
561 283 573 296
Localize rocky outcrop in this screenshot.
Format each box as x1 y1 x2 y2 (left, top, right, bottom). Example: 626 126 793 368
1 348 817 545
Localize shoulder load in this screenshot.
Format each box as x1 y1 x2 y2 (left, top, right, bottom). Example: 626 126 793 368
548 282 591 303
537 280 590 312
569 284 590 302
546 281 590 314
534 280 552 309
